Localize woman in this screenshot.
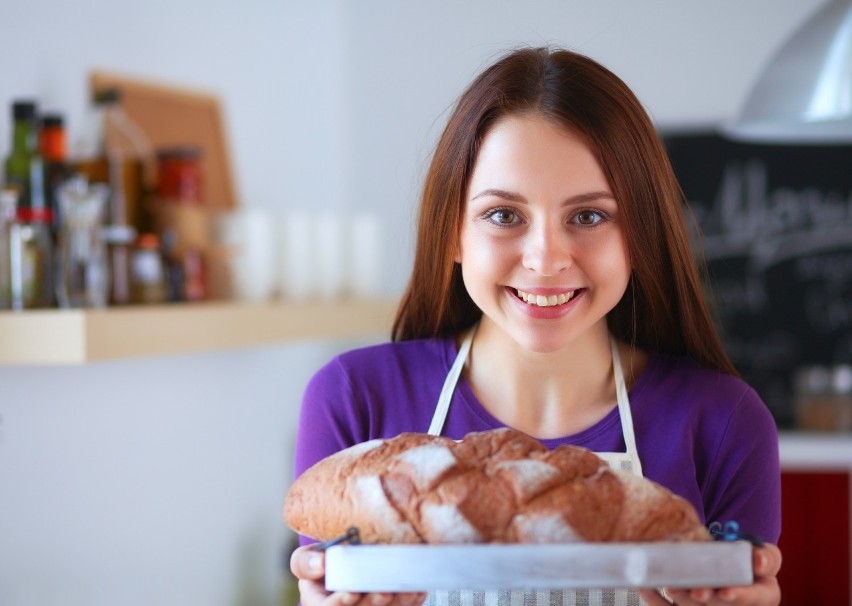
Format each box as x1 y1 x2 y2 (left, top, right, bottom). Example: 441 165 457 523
290 46 782 606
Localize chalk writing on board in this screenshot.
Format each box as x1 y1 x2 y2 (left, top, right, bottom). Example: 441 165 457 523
694 160 852 271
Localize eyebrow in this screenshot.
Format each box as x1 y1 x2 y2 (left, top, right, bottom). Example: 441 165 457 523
469 188 616 205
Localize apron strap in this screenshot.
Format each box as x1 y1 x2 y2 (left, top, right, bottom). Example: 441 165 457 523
428 324 478 436
610 335 643 476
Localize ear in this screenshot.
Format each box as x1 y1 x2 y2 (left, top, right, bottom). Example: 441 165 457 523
453 239 462 264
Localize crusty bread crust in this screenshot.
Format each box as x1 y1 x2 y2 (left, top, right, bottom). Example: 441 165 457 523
284 428 710 544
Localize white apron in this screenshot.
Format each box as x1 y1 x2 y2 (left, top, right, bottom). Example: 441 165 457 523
425 326 644 606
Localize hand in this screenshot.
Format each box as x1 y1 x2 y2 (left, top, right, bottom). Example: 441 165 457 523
290 544 428 606
637 543 782 605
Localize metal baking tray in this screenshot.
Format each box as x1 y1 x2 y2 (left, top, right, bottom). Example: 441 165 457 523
325 542 753 591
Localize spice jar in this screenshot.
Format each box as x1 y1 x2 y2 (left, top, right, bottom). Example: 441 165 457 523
795 365 852 432
156 147 202 204
130 233 167 304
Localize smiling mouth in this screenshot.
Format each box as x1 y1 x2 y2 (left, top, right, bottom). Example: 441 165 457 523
515 288 579 307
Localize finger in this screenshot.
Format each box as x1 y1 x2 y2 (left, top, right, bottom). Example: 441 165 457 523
334 592 366 606
364 593 392 606
663 587 707 604
400 593 428 606
708 544 782 604
298 578 332 606
752 544 783 577
714 574 781 604
291 545 326 580
636 589 673 605
385 592 427 606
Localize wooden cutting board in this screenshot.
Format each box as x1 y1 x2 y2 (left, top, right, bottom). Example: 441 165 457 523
89 70 239 211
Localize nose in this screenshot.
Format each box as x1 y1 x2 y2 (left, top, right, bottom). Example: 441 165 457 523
521 222 572 276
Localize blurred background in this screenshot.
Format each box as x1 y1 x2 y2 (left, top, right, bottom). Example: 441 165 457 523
0 1 841 605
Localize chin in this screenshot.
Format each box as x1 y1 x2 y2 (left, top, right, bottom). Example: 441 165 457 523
510 329 572 355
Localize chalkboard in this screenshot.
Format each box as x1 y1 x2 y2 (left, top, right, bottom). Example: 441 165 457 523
663 132 852 428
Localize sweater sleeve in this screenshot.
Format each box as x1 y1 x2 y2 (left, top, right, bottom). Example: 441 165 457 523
292 357 369 546
701 386 781 544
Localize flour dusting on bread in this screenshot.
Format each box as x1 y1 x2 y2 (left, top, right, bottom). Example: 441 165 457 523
396 444 458 490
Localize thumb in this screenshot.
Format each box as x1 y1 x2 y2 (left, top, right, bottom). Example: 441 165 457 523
291 545 326 580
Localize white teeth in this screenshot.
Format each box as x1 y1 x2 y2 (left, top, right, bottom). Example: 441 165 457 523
516 289 577 307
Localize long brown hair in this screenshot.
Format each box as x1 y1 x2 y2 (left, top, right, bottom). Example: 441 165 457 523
392 46 737 376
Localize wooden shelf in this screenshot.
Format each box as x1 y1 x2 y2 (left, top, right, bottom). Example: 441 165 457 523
0 299 398 365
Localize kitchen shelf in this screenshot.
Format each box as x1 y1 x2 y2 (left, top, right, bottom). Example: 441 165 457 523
0 298 399 365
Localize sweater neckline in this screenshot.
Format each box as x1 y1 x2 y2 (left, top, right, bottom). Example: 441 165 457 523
441 335 658 446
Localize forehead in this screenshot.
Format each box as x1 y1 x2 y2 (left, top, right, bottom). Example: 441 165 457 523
468 114 609 197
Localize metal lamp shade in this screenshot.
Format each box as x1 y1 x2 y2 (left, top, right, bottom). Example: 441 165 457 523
725 0 852 143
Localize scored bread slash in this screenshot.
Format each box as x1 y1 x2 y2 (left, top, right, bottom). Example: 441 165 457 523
283 428 709 545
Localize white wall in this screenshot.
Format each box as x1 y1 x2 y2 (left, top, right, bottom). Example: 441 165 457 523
0 1 827 605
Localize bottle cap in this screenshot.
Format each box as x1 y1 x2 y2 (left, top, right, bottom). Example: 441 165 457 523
12 101 37 121
41 114 64 128
93 87 121 105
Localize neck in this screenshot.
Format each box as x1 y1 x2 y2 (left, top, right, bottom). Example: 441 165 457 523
463 320 630 439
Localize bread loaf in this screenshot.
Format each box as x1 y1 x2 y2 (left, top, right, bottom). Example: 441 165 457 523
284 428 710 544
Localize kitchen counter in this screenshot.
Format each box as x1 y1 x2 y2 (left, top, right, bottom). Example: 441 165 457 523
779 431 852 470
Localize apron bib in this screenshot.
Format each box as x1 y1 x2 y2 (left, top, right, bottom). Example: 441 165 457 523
425 326 643 606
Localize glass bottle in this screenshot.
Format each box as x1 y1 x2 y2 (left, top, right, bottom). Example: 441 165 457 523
794 366 832 430
153 146 208 301
4 100 47 216
39 113 71 242
72 87 151 305
160 228 185 302
54 176 110 308
0 188 18 308
6 207 53 310
830 365 852 432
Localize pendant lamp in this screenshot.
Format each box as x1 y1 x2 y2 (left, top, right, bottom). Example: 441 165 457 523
724 0 852 143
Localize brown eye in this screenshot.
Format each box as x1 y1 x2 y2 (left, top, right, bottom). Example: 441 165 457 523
486 208 518 225
574 210 604 226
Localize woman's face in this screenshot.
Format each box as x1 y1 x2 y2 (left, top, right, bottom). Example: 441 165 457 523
456 114 631 353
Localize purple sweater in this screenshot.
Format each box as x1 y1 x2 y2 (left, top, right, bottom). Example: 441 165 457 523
294 337 781 544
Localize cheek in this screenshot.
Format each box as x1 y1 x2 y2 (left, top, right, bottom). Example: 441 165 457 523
584 235 631 283
460 231 514 271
